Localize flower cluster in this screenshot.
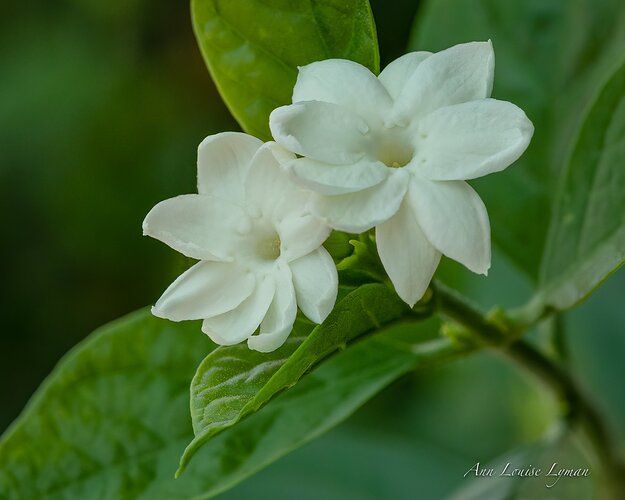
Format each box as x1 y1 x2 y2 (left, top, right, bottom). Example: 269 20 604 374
144 41 533 351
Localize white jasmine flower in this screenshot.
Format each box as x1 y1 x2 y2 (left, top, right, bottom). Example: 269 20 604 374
269 41 533 307
143 133 337 352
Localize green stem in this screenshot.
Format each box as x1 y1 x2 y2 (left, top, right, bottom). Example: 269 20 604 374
550 314 569 363
431 281 625 498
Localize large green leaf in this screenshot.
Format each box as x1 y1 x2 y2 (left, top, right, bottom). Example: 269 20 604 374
191 0 379 140
537 58 625 309
411 0 625 281
0 308 470 498
178 283 413 473
175 319 470 498
0 310 213 499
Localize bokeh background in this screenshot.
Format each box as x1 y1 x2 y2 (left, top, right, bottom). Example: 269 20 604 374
1 0 624 497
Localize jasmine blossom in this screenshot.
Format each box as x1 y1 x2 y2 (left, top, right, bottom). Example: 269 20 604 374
143 133 337 351
270 41 533 306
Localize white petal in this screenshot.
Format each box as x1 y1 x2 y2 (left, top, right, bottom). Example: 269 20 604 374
142 194 249 261
289 247 338 324
244 142 300 219
378 51 432 100
270 101 369 165
202 273 276 345
408 178 491 274
197 132 263 203
243 143 331 260
292 59 392 126
310 169 409 233
376 199 441 307
392 41 494 123
152 261 254 321
288 157 390 195
278 213 331 262
414 99 534 180
248 265 297 352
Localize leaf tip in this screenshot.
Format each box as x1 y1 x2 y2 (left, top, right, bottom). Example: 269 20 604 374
175 453 190 478
176 436 204 478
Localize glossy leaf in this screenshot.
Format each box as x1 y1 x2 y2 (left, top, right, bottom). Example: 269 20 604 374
0 310 213 499
192 0 380 139
0 308 471 498
538 58 625 309
411 0 625 281
178 283 413 473
178 319 470 498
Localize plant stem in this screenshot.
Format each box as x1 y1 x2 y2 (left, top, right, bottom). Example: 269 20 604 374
550 314 569 363
431 281 625 498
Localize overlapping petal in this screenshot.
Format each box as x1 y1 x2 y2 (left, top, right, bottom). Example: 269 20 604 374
197 132 263 203
287 157 390 195
202 273 276 345
310 169 409 233
244 142 298 218
392 41 494 123
292 59 392 125
413 98 534 180
152 261 255 322
289 247 338 324
142 194 249 261
376 199 441 307
242 143 331 262
378 51 432 100
248 265 297 352
270 101 369 164
408 178 491 274
278 213 331 262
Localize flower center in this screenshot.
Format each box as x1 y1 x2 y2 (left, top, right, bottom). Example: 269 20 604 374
240 214 282 264
255 232 281 261
373 129 414 168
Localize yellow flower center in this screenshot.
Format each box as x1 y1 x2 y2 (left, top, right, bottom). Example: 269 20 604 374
255 232 281 261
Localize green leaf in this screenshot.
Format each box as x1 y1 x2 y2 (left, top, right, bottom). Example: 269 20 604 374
178 319 470 498
0 310 214 499
0 308 471 498
323 230 355 262
537 58 625 309
411 0 625 281
178 283 414 474
191 0 380 140
336 233 387 284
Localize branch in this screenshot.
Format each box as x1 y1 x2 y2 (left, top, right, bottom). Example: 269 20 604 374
431 280 625 498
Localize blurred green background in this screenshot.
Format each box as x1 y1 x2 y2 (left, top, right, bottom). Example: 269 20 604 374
1 0 624 498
